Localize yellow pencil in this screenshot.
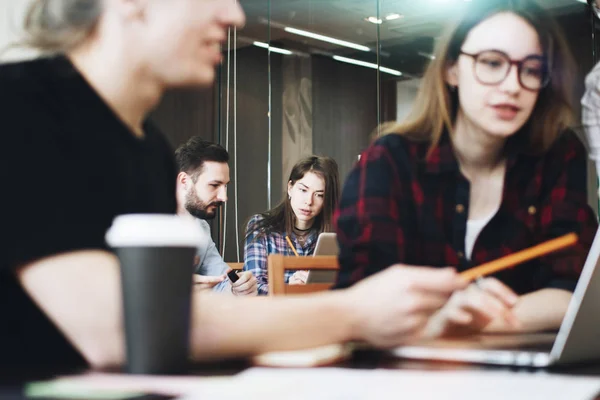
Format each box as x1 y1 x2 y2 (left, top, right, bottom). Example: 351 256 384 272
460 233 578 282
285 235 300 257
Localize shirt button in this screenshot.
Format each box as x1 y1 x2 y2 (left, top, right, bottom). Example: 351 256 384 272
456 204 465 214
528 206 537 215
457 251 464 259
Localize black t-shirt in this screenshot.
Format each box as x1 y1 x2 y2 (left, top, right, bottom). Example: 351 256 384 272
0 56 177 375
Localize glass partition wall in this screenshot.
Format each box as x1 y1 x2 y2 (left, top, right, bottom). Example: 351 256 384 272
151 0 598 263
218 0 382 262
217 0 272 261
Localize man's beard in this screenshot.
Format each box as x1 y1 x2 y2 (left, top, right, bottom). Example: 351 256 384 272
184 189 224 220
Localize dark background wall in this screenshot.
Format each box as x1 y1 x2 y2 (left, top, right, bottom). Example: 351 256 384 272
312 55 379 183
150 88 216 148
218 47 283 262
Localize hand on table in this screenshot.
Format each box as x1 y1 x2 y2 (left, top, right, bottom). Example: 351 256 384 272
424 277 521 337
288 270 309 285
347 265 467 347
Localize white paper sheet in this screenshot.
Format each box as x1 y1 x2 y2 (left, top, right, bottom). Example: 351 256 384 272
204 368 600 400
51 367 600 400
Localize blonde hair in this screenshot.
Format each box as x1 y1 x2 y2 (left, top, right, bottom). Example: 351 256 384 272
21 0 102 53
381 0 575 158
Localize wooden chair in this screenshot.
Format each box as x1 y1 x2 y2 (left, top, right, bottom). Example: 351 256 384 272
267 255 339 296
226 262 244 271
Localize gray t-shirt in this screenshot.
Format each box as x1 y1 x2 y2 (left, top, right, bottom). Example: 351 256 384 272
194 219 232 293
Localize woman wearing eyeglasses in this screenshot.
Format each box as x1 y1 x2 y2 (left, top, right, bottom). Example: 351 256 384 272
336 0 598 337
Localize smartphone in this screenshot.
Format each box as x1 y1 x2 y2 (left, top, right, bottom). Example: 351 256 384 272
227 269 240 283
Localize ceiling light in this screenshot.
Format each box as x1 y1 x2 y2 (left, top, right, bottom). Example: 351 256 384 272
253 41 293 55
418 51 436 60
284 27 371 52
385 13 403 21
368 17 383 24
332 56 402 76
367 16 383 24
366 14 403 24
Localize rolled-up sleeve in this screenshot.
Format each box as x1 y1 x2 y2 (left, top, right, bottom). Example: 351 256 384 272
199 238 232 293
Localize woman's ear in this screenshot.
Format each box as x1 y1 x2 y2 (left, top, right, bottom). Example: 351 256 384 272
445 62 459 88
116 0 148 21
287 181 293 198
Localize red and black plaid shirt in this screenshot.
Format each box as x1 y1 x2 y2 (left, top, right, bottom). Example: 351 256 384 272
335 131 598 294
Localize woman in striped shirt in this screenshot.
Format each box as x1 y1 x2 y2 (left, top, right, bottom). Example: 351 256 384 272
243 156 340 295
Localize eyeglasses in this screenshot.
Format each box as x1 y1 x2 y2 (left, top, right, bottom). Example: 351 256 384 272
459 50 550 91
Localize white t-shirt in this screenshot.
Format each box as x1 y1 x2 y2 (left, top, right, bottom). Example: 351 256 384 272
465 209 498 260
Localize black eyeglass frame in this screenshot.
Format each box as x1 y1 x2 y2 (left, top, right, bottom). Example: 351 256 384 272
459 49 551 92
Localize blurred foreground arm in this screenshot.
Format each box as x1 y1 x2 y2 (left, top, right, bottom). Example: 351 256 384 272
18 252 464 368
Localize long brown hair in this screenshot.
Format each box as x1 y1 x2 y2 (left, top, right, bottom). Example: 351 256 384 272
381 0 575 158
246 156 340 240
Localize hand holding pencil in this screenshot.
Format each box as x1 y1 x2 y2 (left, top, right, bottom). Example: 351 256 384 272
425 233 578 338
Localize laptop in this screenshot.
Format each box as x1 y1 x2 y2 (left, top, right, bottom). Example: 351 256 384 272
306 232 339 284
392 227 600 367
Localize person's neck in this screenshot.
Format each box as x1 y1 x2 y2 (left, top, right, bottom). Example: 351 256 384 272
294 219 314 231
452 111 506 179
67 40 164 138
176 204 194 220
